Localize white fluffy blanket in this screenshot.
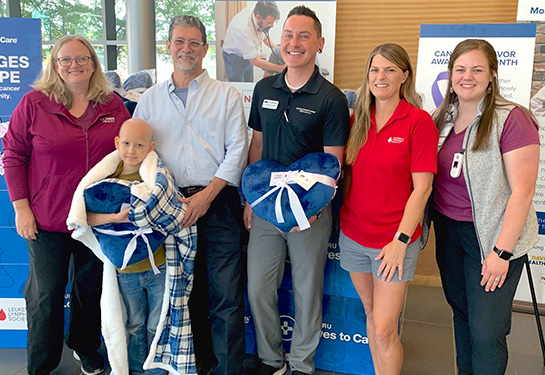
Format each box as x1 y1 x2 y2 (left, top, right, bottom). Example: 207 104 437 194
67 150 197 375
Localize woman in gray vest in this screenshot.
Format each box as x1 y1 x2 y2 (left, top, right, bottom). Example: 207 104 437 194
432 39 539 375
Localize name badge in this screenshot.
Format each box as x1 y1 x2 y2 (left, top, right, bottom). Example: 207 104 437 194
262 99 279 110
450 151 465 178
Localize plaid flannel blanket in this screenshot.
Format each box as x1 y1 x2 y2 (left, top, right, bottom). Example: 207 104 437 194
67 150 197 375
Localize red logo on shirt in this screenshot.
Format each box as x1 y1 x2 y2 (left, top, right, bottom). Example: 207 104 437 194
387 137 404 144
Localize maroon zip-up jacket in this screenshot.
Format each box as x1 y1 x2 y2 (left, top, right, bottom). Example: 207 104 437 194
3 89 131 233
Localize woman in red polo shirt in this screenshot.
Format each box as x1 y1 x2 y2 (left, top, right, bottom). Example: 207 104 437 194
339 43 438 374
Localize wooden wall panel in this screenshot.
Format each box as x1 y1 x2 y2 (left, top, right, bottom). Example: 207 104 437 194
334 0 519 89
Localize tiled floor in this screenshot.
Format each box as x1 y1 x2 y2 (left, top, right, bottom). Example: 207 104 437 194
2 284 545 375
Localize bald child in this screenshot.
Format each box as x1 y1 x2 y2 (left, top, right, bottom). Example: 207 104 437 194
86 118 168 375
115 118 155 174
87 118 155 225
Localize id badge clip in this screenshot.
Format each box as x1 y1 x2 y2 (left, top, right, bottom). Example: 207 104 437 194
450 150 465 178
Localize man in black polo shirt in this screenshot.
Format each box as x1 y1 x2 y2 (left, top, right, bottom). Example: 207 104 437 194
243 5 350 375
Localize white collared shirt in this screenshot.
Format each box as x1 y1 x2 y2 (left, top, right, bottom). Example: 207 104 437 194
134 70 248 187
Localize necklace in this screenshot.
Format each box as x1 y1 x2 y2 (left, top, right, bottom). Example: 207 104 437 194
284 75 305 91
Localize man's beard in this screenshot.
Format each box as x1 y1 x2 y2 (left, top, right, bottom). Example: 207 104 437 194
174 53 198 73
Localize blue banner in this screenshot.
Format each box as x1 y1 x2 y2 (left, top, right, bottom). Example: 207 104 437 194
0 17 41 348
0 18 42 119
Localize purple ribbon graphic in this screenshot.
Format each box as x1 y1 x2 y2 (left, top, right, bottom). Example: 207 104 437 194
431 71 449 107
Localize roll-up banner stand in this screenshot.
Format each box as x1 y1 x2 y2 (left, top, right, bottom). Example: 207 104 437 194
0 17 42 348
415 23 539 304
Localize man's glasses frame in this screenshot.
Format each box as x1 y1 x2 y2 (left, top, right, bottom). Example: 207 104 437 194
170 38 206 49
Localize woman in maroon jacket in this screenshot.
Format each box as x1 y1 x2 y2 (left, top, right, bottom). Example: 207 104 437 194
3 35 130 375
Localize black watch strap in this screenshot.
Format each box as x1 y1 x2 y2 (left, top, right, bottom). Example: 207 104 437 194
493 246 513 260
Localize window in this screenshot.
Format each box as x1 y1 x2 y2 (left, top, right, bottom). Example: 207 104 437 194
155 0 216 82
7 0 216 81
21 0 104 43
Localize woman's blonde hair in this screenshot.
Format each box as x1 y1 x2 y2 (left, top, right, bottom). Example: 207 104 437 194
33 35 112 108
431 39 526 151
346 43 421 165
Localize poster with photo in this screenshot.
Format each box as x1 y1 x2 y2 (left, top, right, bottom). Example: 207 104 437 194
215 0 337 87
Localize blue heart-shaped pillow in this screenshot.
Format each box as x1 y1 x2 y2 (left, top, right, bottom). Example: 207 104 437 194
242 153 340 233
84 179 167 268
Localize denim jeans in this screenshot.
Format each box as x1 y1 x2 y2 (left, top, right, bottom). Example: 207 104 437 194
433 209 525 375
25 230 103 375
117 263 167 375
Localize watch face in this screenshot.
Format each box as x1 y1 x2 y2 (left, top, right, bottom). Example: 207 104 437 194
499 251 512 260
397 232 410 244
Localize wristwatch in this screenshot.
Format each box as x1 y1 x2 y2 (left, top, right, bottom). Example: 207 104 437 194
395 231 411 245
493 246 513 260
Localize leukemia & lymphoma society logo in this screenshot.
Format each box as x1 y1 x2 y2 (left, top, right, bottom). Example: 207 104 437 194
0 298 27 329
280 315 295 341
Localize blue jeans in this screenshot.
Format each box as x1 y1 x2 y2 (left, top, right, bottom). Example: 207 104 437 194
117 263 167 375
433 209 525 375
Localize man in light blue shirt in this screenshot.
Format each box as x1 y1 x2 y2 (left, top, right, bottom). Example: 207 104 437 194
134 15 248 375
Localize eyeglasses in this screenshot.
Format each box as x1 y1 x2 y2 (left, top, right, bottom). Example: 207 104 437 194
170 38 205 49
56 56 93 67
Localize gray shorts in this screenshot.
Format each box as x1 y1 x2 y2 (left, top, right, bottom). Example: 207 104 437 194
339 230 420 282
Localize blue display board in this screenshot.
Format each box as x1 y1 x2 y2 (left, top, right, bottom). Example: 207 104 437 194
0 17 41 348
244 284 374 374
0 18 42 119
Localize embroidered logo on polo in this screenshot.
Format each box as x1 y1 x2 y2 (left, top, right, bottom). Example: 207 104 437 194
100 117 115 123
296 107 316 115
387 137 404 144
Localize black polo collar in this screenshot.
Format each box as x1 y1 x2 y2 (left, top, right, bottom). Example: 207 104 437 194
272 65 324 95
